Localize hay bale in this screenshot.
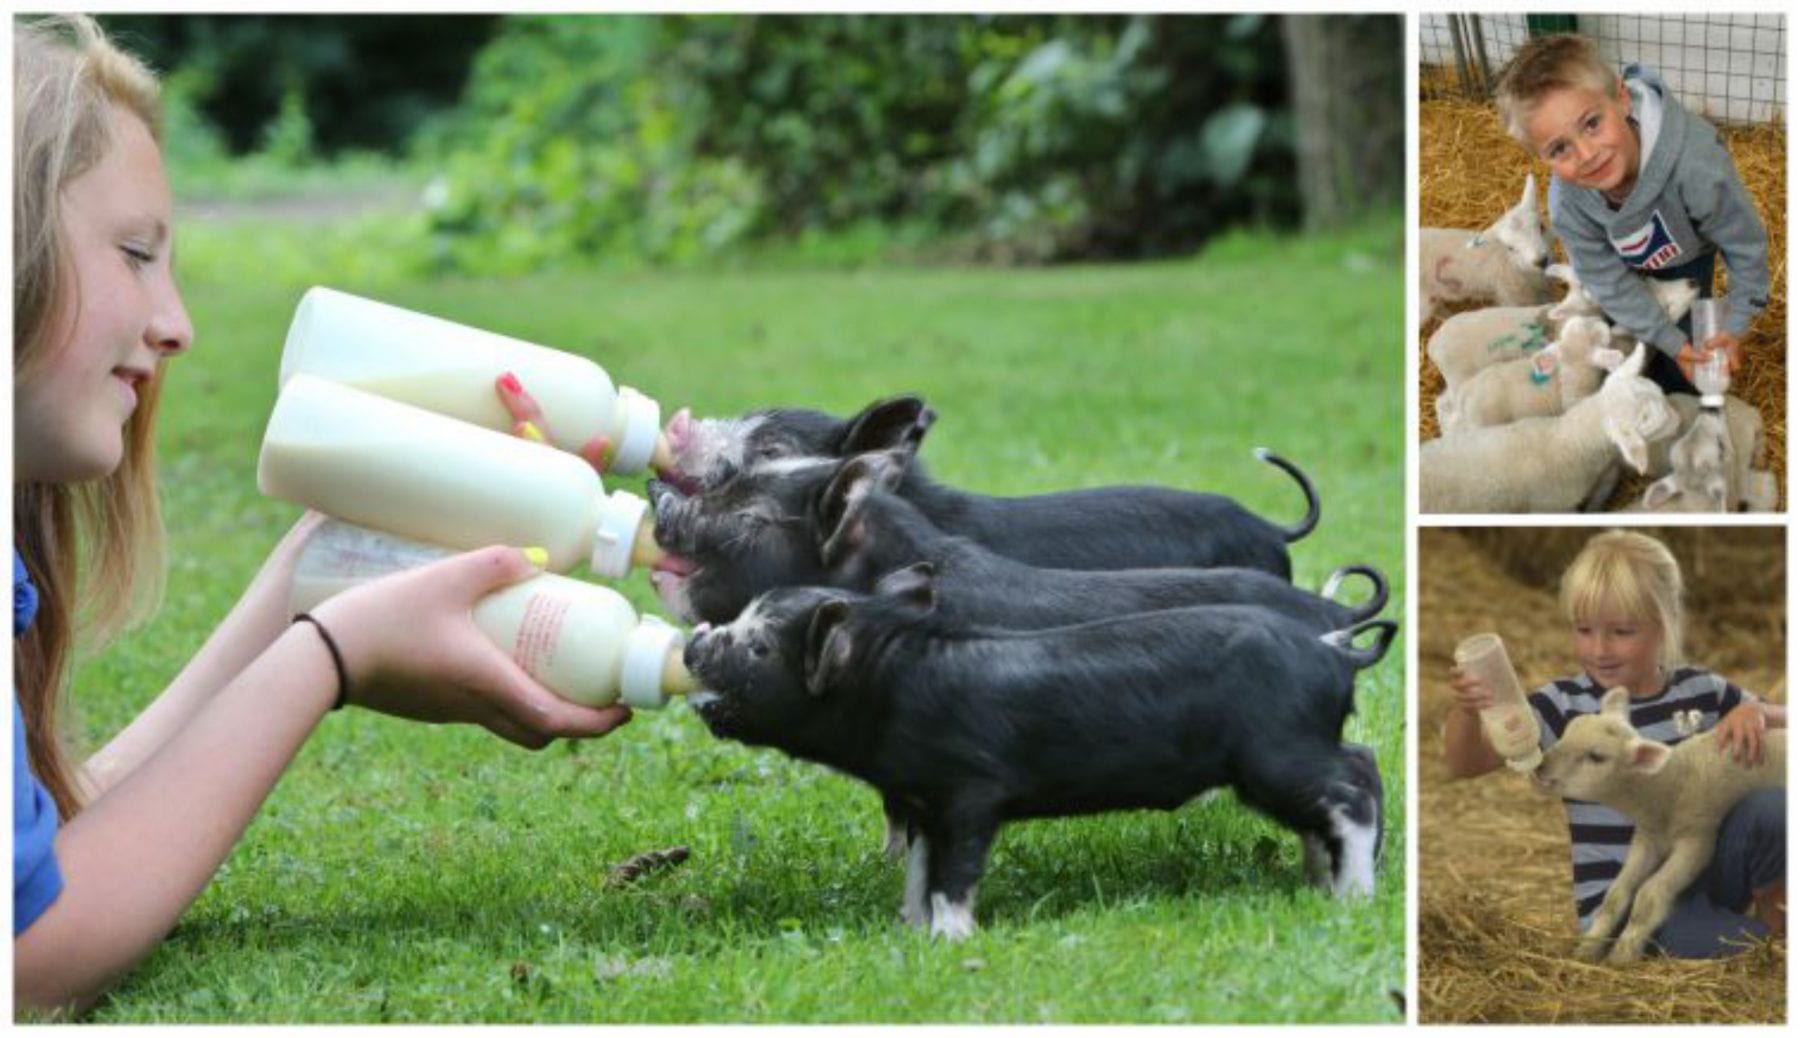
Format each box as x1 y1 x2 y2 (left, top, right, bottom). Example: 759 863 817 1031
1418 97 1786 511
1418 528 1785 1023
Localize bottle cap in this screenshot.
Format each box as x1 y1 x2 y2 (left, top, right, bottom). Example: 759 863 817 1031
1505 747 1544 773
1700 394 1726 409
620 615 682 709
609 386 663 475
590 489 651 579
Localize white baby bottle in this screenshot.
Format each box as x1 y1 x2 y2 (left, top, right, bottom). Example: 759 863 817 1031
289 519 696 709
1689 298 1730 408
280 286 673 474
1453 632 1543 772
259 374 663 579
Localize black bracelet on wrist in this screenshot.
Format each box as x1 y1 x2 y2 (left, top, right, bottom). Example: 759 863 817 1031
293 612 350 711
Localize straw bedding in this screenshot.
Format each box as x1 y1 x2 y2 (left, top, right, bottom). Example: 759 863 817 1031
1417 92 1786 511
1417 527 1785 1023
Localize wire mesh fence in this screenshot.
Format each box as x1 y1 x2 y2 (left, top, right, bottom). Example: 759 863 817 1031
1420 13 1785 126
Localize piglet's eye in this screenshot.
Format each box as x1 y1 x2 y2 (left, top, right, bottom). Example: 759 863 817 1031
749 641 770 659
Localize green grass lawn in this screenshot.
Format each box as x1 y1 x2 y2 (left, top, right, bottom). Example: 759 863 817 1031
76 211 1406 1022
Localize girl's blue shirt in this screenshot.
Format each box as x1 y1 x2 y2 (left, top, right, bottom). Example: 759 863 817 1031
14 549 64 935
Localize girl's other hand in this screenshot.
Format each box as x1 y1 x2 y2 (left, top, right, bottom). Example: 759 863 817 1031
496 371 613 473
1447 665 1495 714
310 545 631 748
1713 703 1766 765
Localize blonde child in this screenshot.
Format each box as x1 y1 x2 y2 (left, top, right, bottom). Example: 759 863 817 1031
1493 33 1771 396
1445 531 1784 958
12 16 632 1014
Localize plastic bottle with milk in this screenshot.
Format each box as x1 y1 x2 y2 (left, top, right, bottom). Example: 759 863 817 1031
290 519 697 709
280 286 673 474
1453 632 1544 772
259 374 663 579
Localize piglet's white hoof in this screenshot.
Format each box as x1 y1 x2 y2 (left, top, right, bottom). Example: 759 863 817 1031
928 893 977 942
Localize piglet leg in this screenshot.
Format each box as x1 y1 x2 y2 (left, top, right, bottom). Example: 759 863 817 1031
924 810 1000 942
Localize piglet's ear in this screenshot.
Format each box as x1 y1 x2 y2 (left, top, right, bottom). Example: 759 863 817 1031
1627 738 1672 775
1600 686 1632 718
840 395 936 458
818 455 880 568
875 562 937 613
804 599 855 697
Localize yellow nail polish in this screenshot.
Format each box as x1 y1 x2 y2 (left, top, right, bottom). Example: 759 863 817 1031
523 546 549 569
519 421 547 444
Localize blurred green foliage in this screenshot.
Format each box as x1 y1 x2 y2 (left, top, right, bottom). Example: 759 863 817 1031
418 14 1301 271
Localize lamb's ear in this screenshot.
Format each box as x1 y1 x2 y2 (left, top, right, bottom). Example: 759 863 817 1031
1603 414 1651 474
874 562 937 613
804 598 855 697
1626 738 1673 775
1613 341 1648 379
1521 172 1537 208
1590 345 1625 371
1545 262 1574 285
1600 686 1633 718
1547 295 1580 321
839 395 936 458
1705 477 1729 511
1641 475 1681 510
817 455 880 568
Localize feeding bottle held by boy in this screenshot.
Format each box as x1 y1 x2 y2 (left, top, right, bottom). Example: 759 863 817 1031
1454 632 1543 772
281 286 674 474
259 374 664 579
293 519 698 709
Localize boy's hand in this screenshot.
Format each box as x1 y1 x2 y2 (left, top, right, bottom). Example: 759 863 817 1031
496 371 614 473
1714 703 1766 765
1703 331 1744 374
1447 666 1495 715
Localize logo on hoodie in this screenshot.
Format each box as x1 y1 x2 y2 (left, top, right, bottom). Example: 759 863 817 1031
1611 211 1682 271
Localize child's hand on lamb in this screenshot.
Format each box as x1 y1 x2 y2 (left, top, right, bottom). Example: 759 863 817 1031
1713 703 1767 765
496 371 614 473
1447 666 1496 714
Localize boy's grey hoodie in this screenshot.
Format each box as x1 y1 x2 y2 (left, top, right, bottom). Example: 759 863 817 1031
1549 65 1770 356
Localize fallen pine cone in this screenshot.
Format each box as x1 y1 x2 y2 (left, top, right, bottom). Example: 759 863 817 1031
607 845 692 887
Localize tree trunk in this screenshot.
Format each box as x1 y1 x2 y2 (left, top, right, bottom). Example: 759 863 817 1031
1280 15 1405 231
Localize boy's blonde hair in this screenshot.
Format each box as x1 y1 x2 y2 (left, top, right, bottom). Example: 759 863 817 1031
1493 33 1619 143
13 14 168 819
1558 530 1685 668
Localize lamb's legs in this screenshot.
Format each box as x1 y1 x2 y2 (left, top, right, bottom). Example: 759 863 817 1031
1577 834 1665 961
1609 836 1717 964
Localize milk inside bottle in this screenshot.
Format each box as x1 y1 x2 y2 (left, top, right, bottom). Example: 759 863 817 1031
290 519 697 709
1453 632 1544 772
259 374 663 578
280 286 672 473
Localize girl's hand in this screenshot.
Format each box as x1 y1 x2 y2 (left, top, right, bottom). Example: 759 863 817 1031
310 545 631 749
497 371 614 473
1447 666 1495 715
1714 703 1766 765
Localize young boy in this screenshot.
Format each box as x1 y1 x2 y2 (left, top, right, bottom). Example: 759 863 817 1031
1494 33 1771 396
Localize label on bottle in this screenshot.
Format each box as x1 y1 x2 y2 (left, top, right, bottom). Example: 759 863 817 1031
511 592 572 680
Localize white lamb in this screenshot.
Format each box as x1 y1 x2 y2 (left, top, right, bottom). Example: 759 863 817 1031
1419 344 1680 514
1435 316 1622 435
1420 173 1554 326
1426 271 1698 392
1533 687 1785 964
1634 394 1776 513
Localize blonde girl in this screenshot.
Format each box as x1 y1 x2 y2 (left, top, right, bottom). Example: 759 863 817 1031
13 16 630 1014
1444 530 1784 958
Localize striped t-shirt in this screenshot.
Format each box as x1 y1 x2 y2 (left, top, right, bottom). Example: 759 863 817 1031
1528 667 1755 930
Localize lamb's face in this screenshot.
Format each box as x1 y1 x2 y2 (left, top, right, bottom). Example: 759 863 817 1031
1533 713 1641 800
1555 316 1619 369
1493 173 1551 271
1597 345 1681 472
